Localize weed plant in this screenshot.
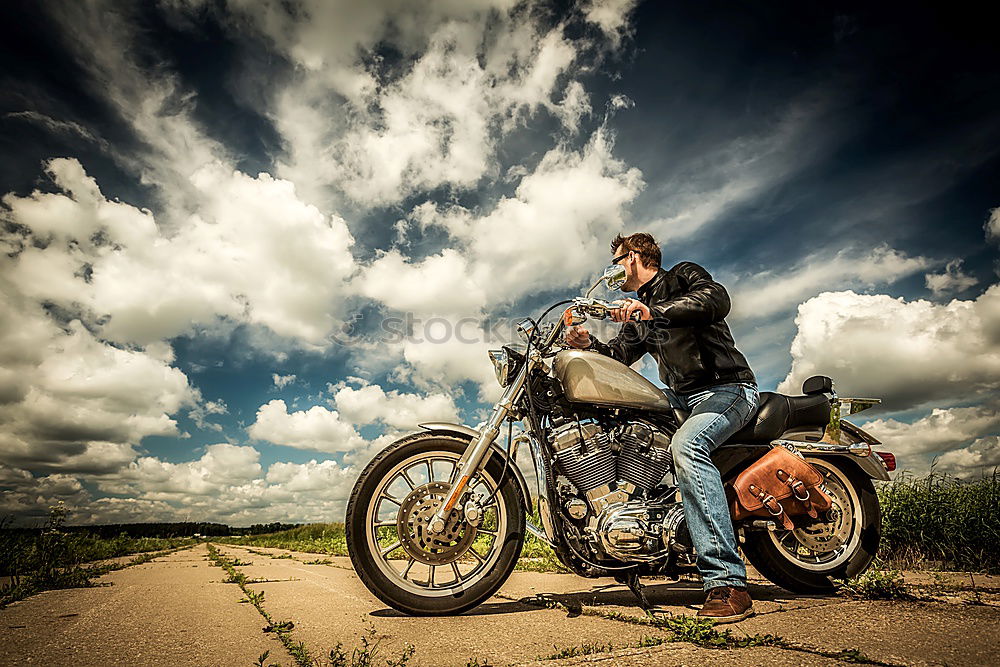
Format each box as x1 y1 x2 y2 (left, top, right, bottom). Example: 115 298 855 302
839 560 913 600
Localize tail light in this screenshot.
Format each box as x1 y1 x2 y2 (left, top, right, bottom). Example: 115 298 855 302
875 451 896 472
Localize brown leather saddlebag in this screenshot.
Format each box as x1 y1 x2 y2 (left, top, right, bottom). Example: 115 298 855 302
727 445 833 530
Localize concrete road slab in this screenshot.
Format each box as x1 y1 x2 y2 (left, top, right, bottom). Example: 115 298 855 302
217 545 662 666
6 542 999 666
733 598 1000 667
1 545 281 667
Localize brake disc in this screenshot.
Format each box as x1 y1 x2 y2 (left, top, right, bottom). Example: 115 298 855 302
791 478 854 552
396 481 477 565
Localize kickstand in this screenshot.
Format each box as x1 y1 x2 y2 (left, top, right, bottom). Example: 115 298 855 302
616 572 653 612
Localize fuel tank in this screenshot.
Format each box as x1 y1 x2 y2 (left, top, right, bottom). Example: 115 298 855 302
552 350 673 412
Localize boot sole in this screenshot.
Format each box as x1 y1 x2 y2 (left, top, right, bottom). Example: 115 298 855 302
698 607 754 624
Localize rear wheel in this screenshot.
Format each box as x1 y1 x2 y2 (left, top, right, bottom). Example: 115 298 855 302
346 433 525 615
741 456 880 593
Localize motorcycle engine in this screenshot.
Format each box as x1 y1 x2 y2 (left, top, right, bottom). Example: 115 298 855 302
550 418 688 562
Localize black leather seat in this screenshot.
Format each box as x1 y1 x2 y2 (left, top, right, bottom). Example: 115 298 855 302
671 391 832 443
727 392 831 443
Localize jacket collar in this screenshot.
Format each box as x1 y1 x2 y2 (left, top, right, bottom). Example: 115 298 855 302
636 267 668 301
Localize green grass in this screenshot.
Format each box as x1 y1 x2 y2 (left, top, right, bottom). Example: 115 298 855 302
517 594 782 650
219 523 349 555
878 471 1000 572
597 609 782 649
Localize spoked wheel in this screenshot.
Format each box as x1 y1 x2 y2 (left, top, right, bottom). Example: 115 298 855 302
741 457 881 593
346 433 525 615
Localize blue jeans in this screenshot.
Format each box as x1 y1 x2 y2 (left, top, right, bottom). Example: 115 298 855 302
667 382 759 590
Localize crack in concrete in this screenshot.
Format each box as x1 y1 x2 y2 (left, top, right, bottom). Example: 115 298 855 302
496 592 908 666
207 544 315 667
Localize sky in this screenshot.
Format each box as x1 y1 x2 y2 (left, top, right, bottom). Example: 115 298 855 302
1 0 998 526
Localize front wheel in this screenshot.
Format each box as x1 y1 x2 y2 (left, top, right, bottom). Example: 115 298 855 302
741 456 881 593
346 433 525 615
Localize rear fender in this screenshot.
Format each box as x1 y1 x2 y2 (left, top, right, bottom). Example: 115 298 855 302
417 422 532 512
714 428 891 483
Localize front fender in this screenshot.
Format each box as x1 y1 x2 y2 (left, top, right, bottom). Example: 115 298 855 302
418 422 533 512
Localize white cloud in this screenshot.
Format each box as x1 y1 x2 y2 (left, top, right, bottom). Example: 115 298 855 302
330 381 459 429
731 245 931 321
272 373 297 389
399 336 503 403
188 400 228 433
45 1 225 225
0 464 90 518
323 21 577 206
265 459 357 495
3 159 357 347
215 0 629 208
0 290 195 473
70 497 182 525
357 248 486 316
554 81 592 135
925 259 978 296
108 443 263 498
373 127 643 315
4 111 109 149
1 448 369 525
248 399 366 453
985 207 1000 243
863 404 1000 461
582 0 640 47
935 436 1000 478
779 286 1000 410
223 0 517 99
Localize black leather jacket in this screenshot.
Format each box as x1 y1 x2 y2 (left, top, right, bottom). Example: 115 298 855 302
588 262 756 394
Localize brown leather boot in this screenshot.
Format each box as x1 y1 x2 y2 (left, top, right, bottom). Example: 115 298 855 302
697 585 754 624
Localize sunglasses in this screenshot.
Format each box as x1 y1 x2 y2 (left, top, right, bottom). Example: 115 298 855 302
611 251 631 265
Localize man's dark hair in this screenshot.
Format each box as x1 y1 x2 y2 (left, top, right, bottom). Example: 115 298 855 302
611 232 661 269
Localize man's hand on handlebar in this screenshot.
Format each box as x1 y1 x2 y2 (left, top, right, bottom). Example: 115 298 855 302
564 324 592 349
611 298 652 323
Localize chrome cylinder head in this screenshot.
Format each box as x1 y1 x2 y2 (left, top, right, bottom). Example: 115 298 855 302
616 421 673 491
551 421 615 493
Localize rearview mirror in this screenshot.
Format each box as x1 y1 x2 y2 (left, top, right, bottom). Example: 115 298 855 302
603 264 626 290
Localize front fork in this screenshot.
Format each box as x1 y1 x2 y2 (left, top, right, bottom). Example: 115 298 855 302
427 362 532 534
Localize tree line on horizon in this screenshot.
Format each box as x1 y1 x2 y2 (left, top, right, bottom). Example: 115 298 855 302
0 519 301 538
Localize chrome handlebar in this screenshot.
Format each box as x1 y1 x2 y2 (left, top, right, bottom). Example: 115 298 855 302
570 297 642 321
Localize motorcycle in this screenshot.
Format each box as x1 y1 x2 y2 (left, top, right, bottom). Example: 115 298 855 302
345 264 895 615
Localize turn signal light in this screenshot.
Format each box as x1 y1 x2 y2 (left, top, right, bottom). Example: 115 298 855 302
875 451 896 472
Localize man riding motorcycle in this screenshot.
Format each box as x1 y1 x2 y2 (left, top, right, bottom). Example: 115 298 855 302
564 232 759 623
